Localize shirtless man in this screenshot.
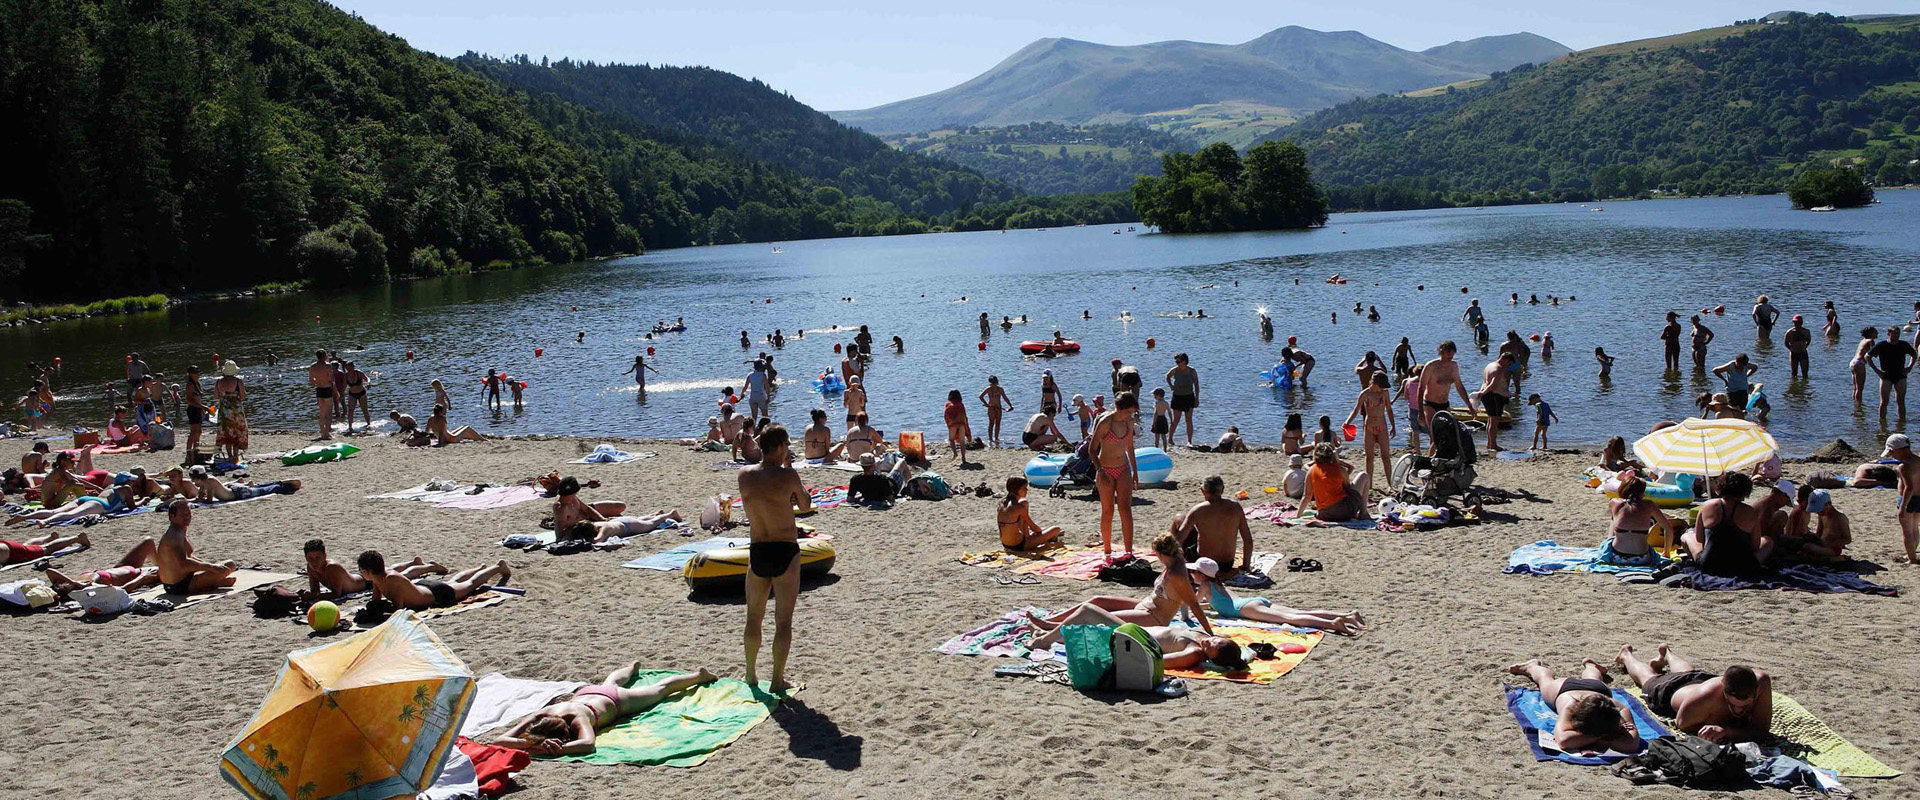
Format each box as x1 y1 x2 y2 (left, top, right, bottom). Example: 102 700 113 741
180 465 301 503
737 424 812 694
389 411 418 438
1617 644 1771 744
843 412 885 460
1690 316 1715 370
1169 475 1253 580
1416 341 1475 444
1869 325 1917 418
840 344 864 387
1479 353 1514 452
802 409 843 461
301 538 442 601
1888 434 1920 564
1660 312 1683 371
978 376 1013 448
1507 658 1641 755
843 376 867 419
1783 315 1812 379
307 350 336 439
551 476 627 535
1021 405 1066 450
358 550 509 611
183 365 205 459
125 352 149 406
154 500 238 595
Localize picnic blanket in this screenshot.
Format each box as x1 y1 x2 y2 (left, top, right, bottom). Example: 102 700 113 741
573 445 657 464
937 607 1048 659
433 486 544 510
1676 565 1896 596
1625 688 1899 778
129 570 294 610
548 670 794 767
366 481 475 502
1161 623 1323 684
1502 685 1669 764
1011 549 1109 581
1504 540 1671 576
958 541 1071 566
622 537 751 571
1245 502 1376 529
0 543 87 572
458 673 586 737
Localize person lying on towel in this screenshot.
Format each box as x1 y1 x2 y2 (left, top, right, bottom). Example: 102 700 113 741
1508 658 1641 754
357 550 509 610
1617 644 1772 744
495 666 718 755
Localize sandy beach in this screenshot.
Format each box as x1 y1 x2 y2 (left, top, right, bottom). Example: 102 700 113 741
2 431 1914 799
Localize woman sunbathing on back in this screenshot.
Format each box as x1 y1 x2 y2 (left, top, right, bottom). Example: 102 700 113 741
496 664 718 755
1022 532 1211 649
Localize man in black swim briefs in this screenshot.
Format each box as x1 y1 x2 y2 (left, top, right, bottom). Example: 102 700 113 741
1869 325 1917 418
357 550 511 611
1616 644 1771 744
737 423 812 694
307 350 336 440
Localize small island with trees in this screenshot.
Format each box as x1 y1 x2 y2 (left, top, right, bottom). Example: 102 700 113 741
1130 142 1329 233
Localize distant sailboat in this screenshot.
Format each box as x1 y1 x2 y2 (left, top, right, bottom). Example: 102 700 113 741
1810 205 1837 212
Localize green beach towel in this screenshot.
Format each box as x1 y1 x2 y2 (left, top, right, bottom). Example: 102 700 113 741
549 670 795 767
1626 688 1900 778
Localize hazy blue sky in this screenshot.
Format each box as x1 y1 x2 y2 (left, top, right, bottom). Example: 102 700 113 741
329 2 1896 111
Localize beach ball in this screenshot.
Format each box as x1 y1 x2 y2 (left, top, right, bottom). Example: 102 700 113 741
1288 336 1298 346
307 601 341 632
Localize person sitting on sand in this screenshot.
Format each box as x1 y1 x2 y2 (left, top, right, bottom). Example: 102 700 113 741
1780 486 1850 560
1616 644 1771 744
803 409 843 462
389 411 417 437
846 453 897 506
302 539 443 601
1171 475 1252 579
1682 473 1769 576
1297 444 1371 523
1189 558 1365 635
495 665 719 755
1 530 89 566
1021 405 1066 450
996 477 1062 552
1602 474 1672 565
1601 436 1641 473
732 417 768 464
1024 532 1213 648
843 412 886 459
357 550 510 611
155 500 238 595
428 404 486 445
1214 427 1249 453
181 465 301 503
551 476 627 535
1506 658 1641 754
566 510 683 544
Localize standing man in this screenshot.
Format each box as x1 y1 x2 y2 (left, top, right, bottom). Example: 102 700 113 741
1479 353 1514 453
306 350 335 440
1690 316 1715 370
1869 325 1916 418
1165 353 1200 448
1751 295 1780 339
1660 312 1683 372
182 365 205 462
1417 341 1476 440
125 352 150 406
738 424 812 694
1888 434 1920 565
1783 316 1812 379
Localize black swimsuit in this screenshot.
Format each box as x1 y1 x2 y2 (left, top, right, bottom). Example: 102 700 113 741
749 540 800 578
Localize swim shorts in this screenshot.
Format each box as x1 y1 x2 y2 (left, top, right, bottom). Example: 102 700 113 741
418 579 457 608
1901 495 1920 515
748 540 801 578
1481 393 1508 419
1171 393 1197 412
187 406 205 425
2 541 47 565
1152 415 1169 435
230 482 293 501
1641 669 1714 718
315 387 334 400
1022 432 1040 447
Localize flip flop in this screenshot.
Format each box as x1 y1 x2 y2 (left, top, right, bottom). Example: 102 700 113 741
1301 559 1323 572
1286 557 1308 572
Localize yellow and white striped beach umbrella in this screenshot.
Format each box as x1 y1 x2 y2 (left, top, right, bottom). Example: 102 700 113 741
1633 417 1779 478
221 613 473 800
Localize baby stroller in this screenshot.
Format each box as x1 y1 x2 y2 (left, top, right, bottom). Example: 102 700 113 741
1389 410 1480 508
1048 440 1100 498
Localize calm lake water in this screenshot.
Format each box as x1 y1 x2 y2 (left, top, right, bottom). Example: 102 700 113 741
6 193 1918 450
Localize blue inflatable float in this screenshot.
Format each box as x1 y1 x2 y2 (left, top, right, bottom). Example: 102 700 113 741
811 369 846 394
1024 447 1173 488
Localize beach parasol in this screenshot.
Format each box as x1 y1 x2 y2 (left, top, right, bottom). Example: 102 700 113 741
1632 417 1779 478
220 613 474 800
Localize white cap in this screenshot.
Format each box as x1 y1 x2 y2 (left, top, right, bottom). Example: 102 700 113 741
1886 433 1912 456
1187 557 1220 578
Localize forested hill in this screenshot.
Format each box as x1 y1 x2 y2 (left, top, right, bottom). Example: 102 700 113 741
0 0 1022 303
1272 14 1920 203
454 56 1014 218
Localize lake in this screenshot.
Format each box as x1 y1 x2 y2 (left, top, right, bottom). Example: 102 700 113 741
6 192 1917 451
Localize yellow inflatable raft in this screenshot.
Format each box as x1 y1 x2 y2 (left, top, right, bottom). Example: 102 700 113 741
683 539 836 592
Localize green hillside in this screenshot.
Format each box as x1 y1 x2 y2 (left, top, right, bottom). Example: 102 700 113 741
891 123 1195 194
1271 13 1920 206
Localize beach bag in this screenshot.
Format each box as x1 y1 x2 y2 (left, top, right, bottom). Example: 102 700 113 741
898 431 926 462
72 429 101 448
147 423 175 451
75 584 134 617
1097 556 1159 587
700 495 733 530
1110 623 1165 692
1062 624 1118 690
906 472 950 501
1614 736 1751 789
0 578 56 609
250 585 301 617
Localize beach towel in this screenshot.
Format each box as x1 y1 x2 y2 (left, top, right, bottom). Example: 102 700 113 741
417 591 515 619
1502 685 1669 765
1012 549 1109 581
367 481 474 503
1504 540 1670 577
937 607 1049 659
1244 501 1296 525
128 570 294 611
958 541 1071 566
190 492 284 510
798 459 864 473
1626 688 1900 778
621 537 751 571
432 486 544 510
1161 623 1323 684
1677 565 1896 596
0 543 86 572
572 445 657 464
46 498 160 526
729 485 848 511
458 673 587 737
548 670 794 767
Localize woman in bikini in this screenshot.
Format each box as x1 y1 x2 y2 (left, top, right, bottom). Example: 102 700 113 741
1280 413 1305 456
495 664 717 755
1023 532 1213 649
943 389 971 466
1039 371 1066 418
342 361 371 433
1823 301 1840 338
1851 327 1877 403
1090 392 1141 562
1600 473 1671 565
1344 373 1396 489
997 477 1062 552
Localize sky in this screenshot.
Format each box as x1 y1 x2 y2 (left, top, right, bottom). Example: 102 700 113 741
328 2 1901 111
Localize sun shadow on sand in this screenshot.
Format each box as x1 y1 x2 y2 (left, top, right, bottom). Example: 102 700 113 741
685 573 844 606
773 698 863 770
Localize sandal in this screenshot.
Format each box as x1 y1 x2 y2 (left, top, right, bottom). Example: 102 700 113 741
1286 557 1308 572
1301 559 1323 572
1247 642 1278 660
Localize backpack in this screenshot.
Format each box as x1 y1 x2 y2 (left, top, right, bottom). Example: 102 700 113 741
1614 736 1751 789
147 423 175 451
250 585 302 618
906 472 950 501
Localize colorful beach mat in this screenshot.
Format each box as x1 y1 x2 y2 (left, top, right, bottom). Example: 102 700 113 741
548 670 794 767
1503 685 1669 765
1012 549 1108 581
1162 623 1323 684
1625 688 1900 778
937 607 1049 659
1504 540 1670 576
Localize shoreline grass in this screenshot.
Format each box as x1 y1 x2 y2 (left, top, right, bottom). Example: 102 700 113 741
0 293 171 324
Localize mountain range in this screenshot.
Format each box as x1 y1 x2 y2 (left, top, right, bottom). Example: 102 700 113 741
829 27 1571 134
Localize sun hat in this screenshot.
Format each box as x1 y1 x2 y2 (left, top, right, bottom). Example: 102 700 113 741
1187 557 1220 578
222 360 238 377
